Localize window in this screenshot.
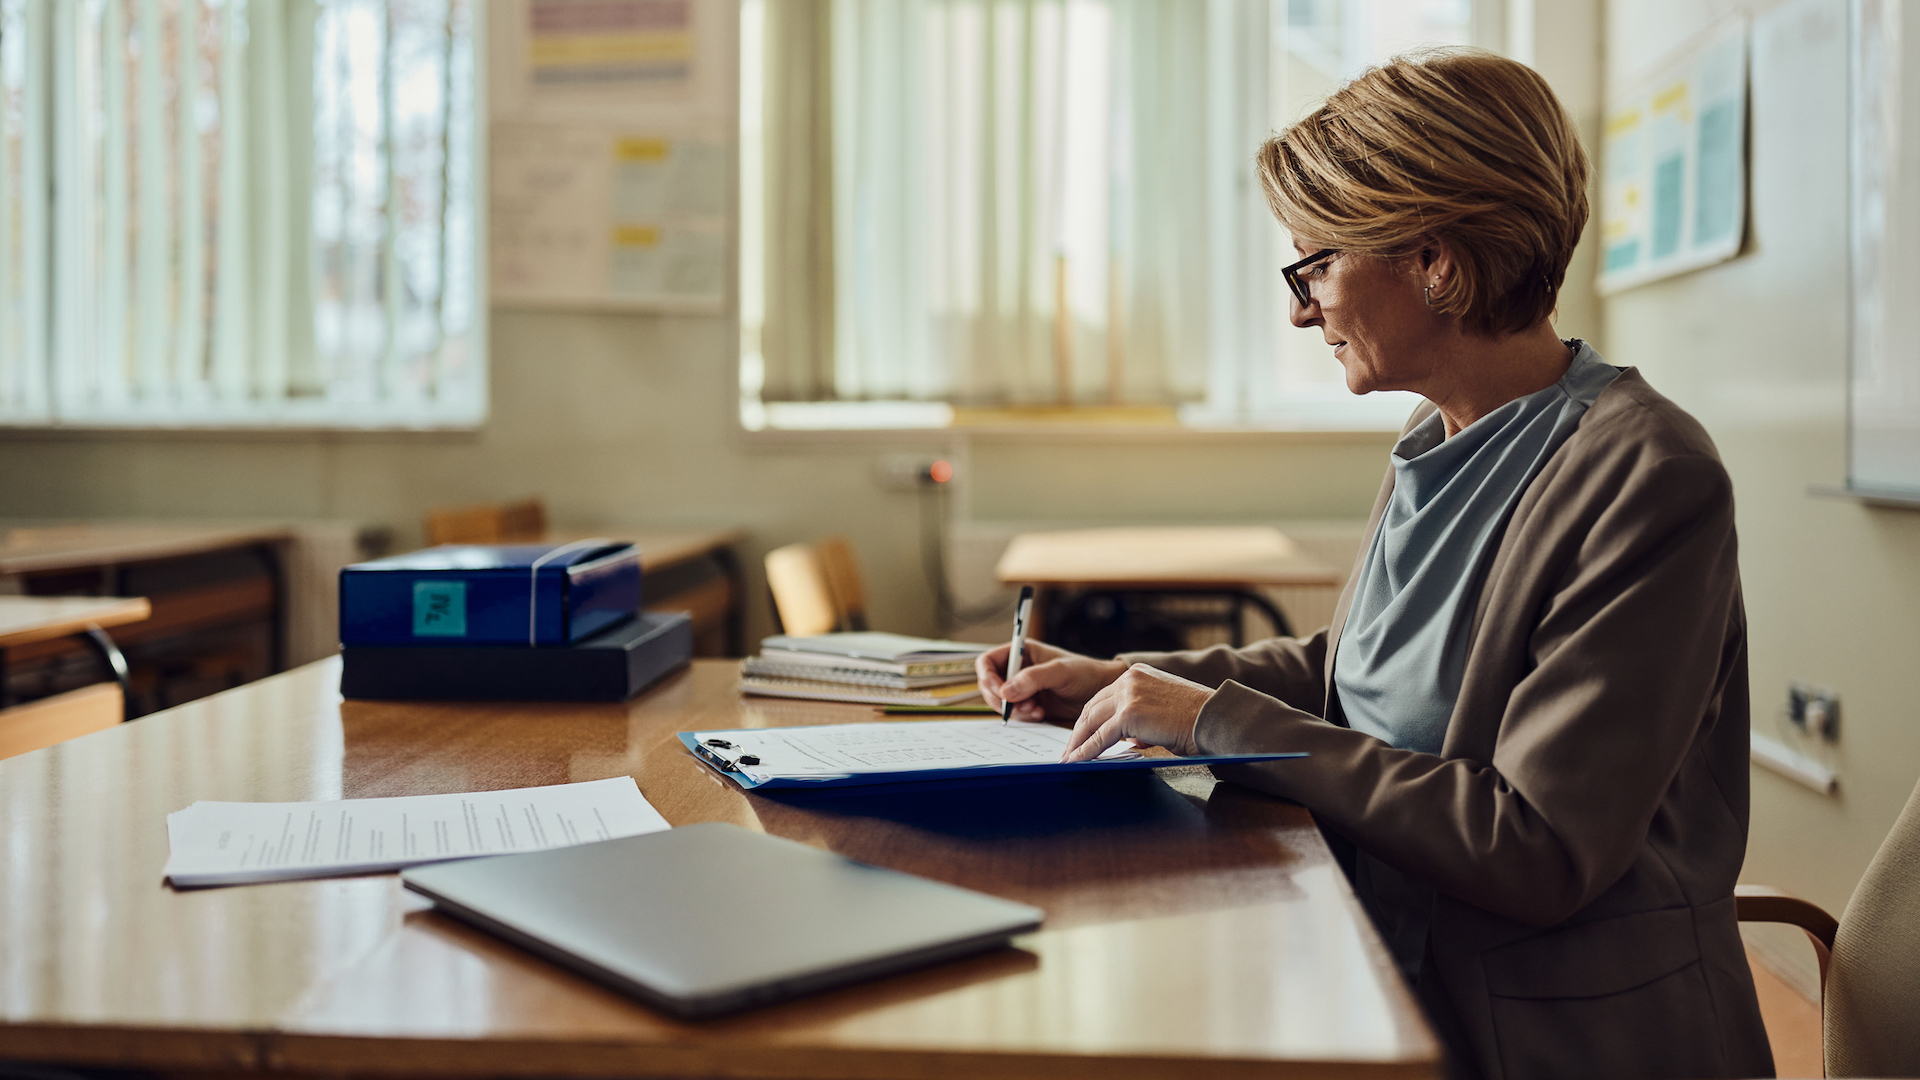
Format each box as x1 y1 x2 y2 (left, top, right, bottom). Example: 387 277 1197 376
739 0 1481 432
0 0 482 430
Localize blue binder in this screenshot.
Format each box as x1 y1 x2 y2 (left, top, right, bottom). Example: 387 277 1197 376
340 541 641 647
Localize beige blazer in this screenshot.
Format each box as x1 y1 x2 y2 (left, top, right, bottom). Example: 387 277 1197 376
1122 371 1772 1080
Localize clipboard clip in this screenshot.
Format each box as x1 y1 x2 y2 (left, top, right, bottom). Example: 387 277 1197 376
695 739 760 773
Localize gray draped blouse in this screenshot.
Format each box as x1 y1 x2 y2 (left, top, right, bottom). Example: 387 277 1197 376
1331 340 1622 978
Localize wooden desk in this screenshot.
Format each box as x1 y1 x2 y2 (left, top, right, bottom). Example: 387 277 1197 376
0 523 294 577
0 595 151 757
0 595 150 649
997 527 1340 590
0 522 297 715
0 659 1438 1079
996 527 1342 649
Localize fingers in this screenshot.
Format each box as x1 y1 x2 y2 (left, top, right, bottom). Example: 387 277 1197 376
1058 663 1212 760
1011 699 1048 723
975 644 1012 709
1062 682 1120 759
1063 714 1129 763
1000 657 1073 706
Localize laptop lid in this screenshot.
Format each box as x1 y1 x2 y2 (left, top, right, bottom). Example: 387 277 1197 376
401 821 1044 1018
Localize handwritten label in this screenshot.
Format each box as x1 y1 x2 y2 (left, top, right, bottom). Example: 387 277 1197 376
412 581 467 637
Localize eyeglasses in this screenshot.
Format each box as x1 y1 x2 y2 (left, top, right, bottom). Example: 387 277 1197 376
1282 248 1339 306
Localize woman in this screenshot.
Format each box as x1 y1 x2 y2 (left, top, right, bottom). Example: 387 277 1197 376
980 50 1772 1080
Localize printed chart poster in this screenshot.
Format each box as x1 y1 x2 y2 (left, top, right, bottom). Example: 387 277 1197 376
490 0 734 128
1599 21 1749 294
527 0 693 87
491 125 727 312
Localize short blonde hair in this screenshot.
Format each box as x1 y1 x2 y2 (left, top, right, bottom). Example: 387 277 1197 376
1257 49 1589 336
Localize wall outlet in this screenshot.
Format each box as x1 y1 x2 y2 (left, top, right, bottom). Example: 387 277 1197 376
875 455 954 491
1788 683 1841 742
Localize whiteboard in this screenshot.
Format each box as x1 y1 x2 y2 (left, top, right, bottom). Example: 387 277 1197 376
1847 0 1920 498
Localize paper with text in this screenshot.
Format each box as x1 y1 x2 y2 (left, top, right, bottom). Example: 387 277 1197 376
693 720 1137 784
162 777 669 888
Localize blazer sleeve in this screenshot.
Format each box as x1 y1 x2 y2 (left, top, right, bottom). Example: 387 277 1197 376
1196 449 1741 927
1115 630 1331 717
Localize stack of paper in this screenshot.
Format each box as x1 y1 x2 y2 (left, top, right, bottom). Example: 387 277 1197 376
162 777 670 888
741 632 986 706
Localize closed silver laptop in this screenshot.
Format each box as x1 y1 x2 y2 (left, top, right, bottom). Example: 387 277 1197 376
401 821 1044 1018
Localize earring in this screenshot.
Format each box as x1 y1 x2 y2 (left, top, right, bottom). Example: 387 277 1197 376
1424 284 1434 307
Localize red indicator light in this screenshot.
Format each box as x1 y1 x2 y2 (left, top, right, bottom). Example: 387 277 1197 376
928 460 954 484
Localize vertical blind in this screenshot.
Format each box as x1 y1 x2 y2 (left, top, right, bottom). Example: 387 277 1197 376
743 0 1465 427
0 0 482 429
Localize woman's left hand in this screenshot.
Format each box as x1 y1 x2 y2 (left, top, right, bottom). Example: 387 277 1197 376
1060 664 1213 762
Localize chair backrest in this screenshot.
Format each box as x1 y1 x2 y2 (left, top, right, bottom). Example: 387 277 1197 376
764 536 870 637
1825 775 1920 1077
423 498 548 546
813 535 869 632
764 542 840 637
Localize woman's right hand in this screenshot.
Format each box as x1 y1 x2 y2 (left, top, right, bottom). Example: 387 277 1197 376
976 640 1128 723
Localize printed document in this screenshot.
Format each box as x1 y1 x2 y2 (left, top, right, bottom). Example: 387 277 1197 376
163 777 669 888
692 720 1136 784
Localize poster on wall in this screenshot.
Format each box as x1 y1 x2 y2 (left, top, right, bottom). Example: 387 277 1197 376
490 0 734 127
492 126 728 312
1598 19 1749 294
489 0 734 313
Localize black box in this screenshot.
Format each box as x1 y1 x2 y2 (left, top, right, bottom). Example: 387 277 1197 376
340 611 693 702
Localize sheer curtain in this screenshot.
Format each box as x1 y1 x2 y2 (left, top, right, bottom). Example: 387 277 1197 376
0 0 481 429
761 0 1213 408
747 0 1463 426
758 0 836 403
0 0 49 421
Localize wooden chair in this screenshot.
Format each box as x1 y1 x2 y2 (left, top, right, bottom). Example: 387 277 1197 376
765 535 869 636
1737 774 1920 1077
422 498 548 546
813 535 870 632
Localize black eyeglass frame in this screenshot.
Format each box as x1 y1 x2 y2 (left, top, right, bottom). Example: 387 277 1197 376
1282 248 1339 307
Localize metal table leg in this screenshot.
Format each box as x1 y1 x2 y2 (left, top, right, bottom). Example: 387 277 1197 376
78 626 133 722
712 545 747 658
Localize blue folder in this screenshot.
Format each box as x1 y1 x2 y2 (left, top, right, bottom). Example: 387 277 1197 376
678 729 1305 790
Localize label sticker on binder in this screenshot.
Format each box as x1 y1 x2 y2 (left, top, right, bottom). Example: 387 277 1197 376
413 581 467 637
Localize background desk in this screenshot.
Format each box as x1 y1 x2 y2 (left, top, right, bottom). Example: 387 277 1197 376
550 527 747 657
996 526 1344 653
0 595 149 757
0 521 363 714
0 659 1437 1079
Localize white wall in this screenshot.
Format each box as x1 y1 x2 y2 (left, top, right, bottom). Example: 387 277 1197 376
1601 0 1920 946
0 307 1398 645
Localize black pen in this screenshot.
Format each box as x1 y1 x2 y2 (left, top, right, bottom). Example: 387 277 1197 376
1001 586 1035 724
